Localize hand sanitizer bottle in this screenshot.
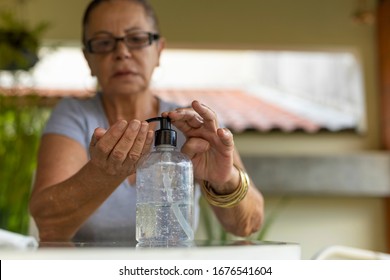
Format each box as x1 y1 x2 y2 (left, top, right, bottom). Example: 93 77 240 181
136 117 194 245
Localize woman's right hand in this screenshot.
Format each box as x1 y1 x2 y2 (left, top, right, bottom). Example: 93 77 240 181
89 119 154 177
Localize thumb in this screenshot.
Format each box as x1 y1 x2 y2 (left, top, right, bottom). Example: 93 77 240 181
217 128 234 148
90 127 107 147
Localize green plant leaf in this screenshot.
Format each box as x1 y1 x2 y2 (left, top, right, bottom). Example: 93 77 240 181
0 94 50 234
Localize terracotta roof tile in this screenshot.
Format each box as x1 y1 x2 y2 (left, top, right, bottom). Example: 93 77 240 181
154 88 321 133
0 86 321 133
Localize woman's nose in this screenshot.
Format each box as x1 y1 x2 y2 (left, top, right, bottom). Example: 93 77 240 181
114 40 132 59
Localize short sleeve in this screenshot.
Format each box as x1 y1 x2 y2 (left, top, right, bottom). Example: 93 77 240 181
43 96 105 149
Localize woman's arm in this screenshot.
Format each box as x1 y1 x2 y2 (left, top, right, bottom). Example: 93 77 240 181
207 150 264 236
163 101 264 236
29 120 153 241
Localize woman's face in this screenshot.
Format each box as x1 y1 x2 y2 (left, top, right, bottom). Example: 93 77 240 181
83 0 164 96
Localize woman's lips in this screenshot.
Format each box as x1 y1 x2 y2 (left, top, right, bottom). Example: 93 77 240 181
113 70 138 78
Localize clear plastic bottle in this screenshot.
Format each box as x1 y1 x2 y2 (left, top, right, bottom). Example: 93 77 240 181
136 117 194 245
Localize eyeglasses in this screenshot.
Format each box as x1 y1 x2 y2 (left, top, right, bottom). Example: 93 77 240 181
85 31 160 54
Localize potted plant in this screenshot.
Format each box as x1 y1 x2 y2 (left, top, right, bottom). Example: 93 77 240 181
0 10 49 71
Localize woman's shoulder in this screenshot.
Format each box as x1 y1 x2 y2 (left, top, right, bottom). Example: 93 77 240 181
56 93 100 109
44 92 105 149
51 93 104 120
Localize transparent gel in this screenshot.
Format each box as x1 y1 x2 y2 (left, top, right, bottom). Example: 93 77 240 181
136 117 194 245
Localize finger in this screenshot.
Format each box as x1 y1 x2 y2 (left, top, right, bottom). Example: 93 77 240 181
95 120 128 159
170 108 203 124
90 127 106 148
217 127 235 147
140 130 154 155
167 109 204 134
127 121 150 160
109 120 141 163
191 100 219 129
123 122 152 173
161 105 192 118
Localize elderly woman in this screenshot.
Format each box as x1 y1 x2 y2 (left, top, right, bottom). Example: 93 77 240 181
29 0 264 242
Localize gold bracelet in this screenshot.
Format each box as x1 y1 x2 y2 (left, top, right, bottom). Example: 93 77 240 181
201 165 249 208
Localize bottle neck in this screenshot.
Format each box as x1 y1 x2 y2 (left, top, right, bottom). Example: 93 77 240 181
155 144 176 151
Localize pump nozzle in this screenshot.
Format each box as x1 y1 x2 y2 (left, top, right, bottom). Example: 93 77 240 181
146 117 177 147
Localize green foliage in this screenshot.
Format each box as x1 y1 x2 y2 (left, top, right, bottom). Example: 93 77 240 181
0 95 50 234
0 11 50 71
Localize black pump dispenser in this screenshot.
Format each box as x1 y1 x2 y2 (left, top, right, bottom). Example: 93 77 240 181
146 117 177 147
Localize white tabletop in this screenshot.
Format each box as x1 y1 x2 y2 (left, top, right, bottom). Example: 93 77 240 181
1 240 301 260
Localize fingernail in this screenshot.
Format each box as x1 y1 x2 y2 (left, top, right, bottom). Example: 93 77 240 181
130 120 141 131
118 120 128 130
141 122 148 132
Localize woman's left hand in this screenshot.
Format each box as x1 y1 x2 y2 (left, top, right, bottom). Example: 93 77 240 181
163 100 236 188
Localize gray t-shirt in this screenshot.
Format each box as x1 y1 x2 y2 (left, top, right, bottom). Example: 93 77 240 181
43 93 200 242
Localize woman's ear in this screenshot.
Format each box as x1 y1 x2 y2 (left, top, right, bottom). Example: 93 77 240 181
156 37 166 67
83 48 96 76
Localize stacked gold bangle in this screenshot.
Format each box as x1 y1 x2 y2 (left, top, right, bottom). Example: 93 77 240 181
201 165 249 208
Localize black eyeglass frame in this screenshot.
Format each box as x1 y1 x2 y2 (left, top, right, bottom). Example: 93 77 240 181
85 32 160 54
